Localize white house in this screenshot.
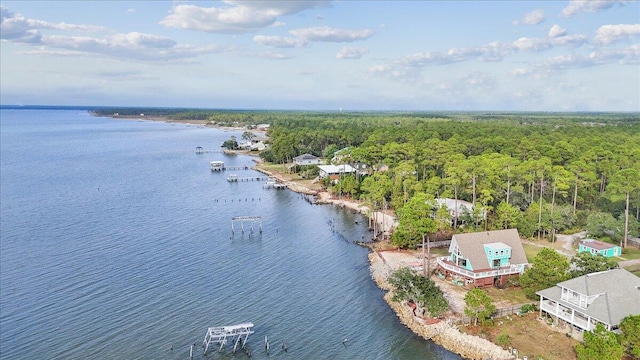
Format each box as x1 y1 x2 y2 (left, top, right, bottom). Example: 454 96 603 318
536 268 640 332
432 198 486 221
317 164 356 179
293 154 321 166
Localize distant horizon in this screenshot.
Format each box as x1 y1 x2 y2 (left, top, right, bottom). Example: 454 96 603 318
2 104 639 115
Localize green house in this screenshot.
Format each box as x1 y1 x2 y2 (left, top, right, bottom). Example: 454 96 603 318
578 239 621 258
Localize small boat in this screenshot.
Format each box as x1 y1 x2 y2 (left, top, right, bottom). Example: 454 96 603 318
227 174 238 182
210 161 225 171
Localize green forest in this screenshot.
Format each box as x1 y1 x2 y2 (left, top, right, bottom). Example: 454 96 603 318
95 109 640 248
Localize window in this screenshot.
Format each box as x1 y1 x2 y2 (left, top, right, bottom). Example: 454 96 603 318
457 258 467 267
493 259 500 268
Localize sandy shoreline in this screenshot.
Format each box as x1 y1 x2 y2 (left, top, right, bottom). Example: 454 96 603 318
105 114 253 132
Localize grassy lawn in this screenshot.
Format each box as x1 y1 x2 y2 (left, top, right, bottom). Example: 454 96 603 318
254 162 324 191
484 286 531 306
620 247 640 260
622 264 640 277
460 312 578 360
522 243 545 263
428 247 450 257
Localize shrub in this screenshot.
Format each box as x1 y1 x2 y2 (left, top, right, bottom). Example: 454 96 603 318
497 333 511 347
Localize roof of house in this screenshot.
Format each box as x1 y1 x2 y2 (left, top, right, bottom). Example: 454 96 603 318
294 153 319 161
317 164 355 174
580 239 619 250
450 229 528 270
250 134 269 142
537 269 640 326
435 198 474 213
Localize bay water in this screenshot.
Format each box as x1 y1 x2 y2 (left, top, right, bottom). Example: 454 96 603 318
0 109 461 360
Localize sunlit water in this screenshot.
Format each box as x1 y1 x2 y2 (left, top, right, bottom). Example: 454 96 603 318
0 109 462 360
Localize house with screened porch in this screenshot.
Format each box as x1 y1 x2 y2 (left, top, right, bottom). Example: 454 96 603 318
436 228 528 288
536 268 640 333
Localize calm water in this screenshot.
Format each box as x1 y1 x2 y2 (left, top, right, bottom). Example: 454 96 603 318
0 109 461 360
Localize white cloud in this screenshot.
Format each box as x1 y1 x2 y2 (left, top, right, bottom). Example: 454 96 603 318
39 32 227 61
253 35 306 48
1 6 106 43
95 71 156 81
1 6 41 43
370 33 590 82
336 46 368 59
509 68 535 76
1 6 230 61
160 1 328 34
593 24 640 45
257 51 294 60
512 37 553 51
550 34 589 47
513 44 639 75
289 26 374 42
514 9 546 25
561 0 636 17
548 24 567 38
127 8 135 14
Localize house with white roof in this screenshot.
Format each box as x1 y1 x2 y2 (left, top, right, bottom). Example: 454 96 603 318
433 198 486 222
436 229 528 288
293 153 320 166
536 268 640 333
317 164 356 179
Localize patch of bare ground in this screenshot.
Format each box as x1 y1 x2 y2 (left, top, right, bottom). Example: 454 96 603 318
460 312 579 360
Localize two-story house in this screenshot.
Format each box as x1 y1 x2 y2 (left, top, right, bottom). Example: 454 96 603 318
436 228 528 288
536 268 640 333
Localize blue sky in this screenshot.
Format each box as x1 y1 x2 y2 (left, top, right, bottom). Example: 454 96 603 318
1 1 638 111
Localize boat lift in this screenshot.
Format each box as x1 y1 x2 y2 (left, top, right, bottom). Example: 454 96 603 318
202 322 254 354
231 216 262 235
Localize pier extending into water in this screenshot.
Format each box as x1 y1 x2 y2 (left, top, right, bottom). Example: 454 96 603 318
227 174 269 182
196 147 224 154
202 322 254 354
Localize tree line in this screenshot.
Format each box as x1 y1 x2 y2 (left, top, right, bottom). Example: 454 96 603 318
258 112 640 247
94 108 640 246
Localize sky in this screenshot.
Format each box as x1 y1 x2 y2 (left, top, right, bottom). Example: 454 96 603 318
1 1 639 111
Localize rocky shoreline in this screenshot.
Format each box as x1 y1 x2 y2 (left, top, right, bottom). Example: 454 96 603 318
109 114 513 360
369 253 514 360
254 163 513 360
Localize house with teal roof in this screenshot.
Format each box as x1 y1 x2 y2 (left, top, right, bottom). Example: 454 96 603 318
578 239 621 258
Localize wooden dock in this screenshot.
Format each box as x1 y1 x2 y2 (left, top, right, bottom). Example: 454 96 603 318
227 175 269 182
196 146 223 154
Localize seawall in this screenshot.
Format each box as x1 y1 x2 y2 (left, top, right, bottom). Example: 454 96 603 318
369 253 514 360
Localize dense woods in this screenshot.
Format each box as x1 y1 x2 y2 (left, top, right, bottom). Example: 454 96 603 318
96 108 640 246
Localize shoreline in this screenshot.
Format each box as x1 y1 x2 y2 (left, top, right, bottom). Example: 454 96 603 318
251 164 512 360
104 113 511 360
